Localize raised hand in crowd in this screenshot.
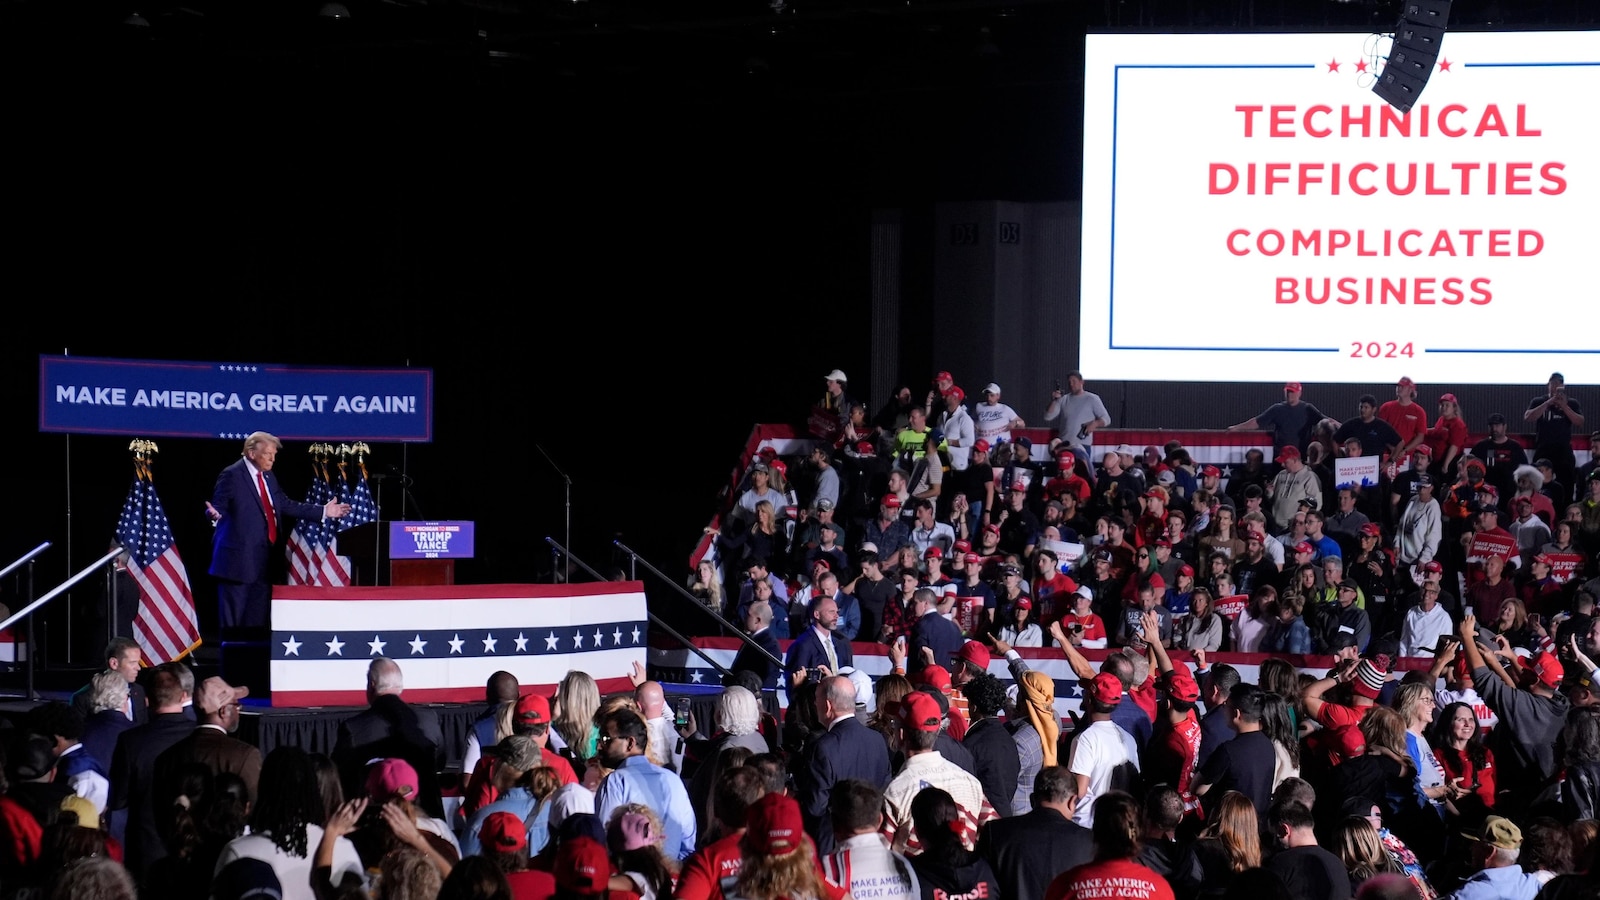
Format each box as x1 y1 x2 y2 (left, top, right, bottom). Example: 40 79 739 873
325 797 366 841
1572 633 1598 676
887 636 907 670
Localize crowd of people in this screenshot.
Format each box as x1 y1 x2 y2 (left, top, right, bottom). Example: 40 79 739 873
665 368 1600 897
11 370 1600 900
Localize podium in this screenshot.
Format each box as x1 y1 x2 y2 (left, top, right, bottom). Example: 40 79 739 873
392 559 454 586
343 521 475 586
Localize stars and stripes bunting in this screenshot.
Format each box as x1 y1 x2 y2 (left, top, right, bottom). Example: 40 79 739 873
270 582 648 706
116 457 201 663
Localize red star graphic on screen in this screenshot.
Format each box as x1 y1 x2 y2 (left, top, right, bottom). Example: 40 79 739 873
1327 58 1341 72
1438 58 1453 71
1355 59 1368 73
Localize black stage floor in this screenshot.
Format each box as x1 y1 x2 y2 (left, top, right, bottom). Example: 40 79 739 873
0 682 735 771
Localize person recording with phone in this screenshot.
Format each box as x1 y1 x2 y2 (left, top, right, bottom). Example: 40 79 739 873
1525 372 1585 501
1042 371 1110 462
633 679 686 773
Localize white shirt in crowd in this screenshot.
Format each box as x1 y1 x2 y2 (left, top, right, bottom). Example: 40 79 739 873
974 402 1020 445
1400 602 1454 659
1067 719 1138 828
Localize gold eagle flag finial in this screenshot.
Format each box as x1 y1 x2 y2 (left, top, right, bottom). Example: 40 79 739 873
128 439 159 481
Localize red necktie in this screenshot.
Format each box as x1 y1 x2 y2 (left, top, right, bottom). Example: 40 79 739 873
258 472 277 543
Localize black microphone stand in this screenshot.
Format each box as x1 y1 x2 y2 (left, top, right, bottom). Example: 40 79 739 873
535 445 572 584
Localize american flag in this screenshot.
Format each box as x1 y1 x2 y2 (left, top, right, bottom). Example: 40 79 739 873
117 469 201 663
287 462 352 587
340 460 379 532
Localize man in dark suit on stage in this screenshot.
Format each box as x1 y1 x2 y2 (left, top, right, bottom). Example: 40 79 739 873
796 674 890 856
978 766 1095 900
784 596 853 687
109 666 197 882
332 657 446 818
206 431 351 631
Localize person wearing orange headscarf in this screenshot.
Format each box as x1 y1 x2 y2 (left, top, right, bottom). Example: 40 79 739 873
1009 669 1059 817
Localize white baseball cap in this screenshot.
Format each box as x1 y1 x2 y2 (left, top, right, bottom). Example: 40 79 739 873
983 383 1002 395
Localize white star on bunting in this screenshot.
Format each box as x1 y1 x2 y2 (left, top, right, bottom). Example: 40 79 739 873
690 669 703 683
515 633 529 652
631 626 642 644
573 631 584 649
593 628 603 647
326 635 345 656
613 628 623 645
483 634 498 653
283 635 302 656
448 634 465 654
409 635 427 655
368 636 387 656
545 632 559 651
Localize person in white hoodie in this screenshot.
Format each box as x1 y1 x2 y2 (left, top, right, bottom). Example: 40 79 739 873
1396 475 1442 580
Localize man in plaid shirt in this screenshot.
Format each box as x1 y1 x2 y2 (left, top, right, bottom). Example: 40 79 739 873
881 692 998 855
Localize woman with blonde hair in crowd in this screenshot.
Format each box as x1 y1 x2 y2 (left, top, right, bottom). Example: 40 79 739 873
1395 683 1457 818
1335 815 1404 887
727 793 844 900
1330 707 1415 832
715 501 789 583
1185 790 1259 898
1493 596 1536 651
688 559 725 615
607 805 678 900
552 671 601 763
868 675 914 757
593 694 665 768
1344 797 1438 899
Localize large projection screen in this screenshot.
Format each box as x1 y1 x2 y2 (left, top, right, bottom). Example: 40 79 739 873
1080 31 1600 384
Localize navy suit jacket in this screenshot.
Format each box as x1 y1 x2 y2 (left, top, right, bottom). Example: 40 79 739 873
209 457 326 584
730 628 783 690
784 627 853 682
911 610 965 670
798 716 890 855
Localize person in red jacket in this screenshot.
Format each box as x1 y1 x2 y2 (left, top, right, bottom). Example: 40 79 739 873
1047 449 1093 506
462 693 578 818
674 767 768 900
